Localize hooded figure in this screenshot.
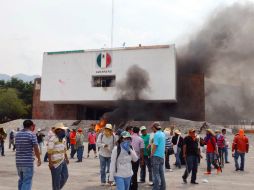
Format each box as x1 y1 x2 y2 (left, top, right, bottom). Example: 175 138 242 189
232 129 249 171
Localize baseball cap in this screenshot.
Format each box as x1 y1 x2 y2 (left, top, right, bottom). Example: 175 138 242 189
105 124 113 130
140 126 147 131
152 122 161 129
121 131 131 138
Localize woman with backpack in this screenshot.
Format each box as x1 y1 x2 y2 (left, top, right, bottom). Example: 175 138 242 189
109 131 138 190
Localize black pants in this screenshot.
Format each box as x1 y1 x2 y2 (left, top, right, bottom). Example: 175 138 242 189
182 155 198 183
130 159 139 190
165 151 171 169
1 141 4 156
70 144 77 158
44 152 48 162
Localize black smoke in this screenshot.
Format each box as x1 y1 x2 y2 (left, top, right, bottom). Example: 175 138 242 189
103 65 151 128
178 3 254 123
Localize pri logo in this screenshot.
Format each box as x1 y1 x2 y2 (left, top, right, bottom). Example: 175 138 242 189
97 52 111 68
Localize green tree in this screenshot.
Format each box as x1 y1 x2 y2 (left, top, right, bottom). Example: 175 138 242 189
0 88 28 123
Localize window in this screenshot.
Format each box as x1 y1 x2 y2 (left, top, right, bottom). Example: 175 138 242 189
92 76 115 87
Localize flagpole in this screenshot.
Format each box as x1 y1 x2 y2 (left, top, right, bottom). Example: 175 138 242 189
111 0 114 48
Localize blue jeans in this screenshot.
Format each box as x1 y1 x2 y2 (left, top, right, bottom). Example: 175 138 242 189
175 147 181 167
114 176 131 190
140 156 152 182
77 146 84 161
206 152 219 172
152 156 166 190
223 147 229 162
182 155 198 182
50 161 69 190
234 152 245 170
17 166 34 190
99 155 111 183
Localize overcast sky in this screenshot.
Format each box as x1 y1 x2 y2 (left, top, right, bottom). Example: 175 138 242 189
0 0 253 75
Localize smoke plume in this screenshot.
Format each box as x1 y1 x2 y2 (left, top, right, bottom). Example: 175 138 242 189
178 3 254 123
103 65 151 128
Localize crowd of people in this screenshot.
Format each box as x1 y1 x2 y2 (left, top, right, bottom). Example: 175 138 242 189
0 120 250 190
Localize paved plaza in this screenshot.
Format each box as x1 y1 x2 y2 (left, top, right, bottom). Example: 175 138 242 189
1 138 254 190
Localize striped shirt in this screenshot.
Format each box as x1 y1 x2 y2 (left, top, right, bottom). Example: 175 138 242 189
165 136 173 150
47 136 66 168
15 130 38 167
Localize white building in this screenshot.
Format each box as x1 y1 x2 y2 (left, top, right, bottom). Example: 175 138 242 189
41 45 177 105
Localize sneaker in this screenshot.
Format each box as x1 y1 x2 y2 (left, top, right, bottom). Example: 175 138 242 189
235 168 240 171
204 171 211 175
169 169 173 172
111 182 116 186
101 183 106 186
148 182 153 186
225 161 230 164
138 180 145 183
191 181 199 185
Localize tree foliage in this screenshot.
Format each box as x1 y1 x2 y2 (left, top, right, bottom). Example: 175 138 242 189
0 78 34 123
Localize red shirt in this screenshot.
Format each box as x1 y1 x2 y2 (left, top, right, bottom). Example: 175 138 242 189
88 133 96 144
70 131 76 145
206 136 217 153
232 135 249 153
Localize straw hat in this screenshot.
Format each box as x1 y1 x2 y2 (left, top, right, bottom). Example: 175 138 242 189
53 123 68 131
174 129 181 135
206 129 215 136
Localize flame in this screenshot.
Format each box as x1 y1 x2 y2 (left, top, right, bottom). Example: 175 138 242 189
95 118 107 133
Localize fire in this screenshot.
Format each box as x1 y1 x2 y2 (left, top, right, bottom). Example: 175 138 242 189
95 118 107 133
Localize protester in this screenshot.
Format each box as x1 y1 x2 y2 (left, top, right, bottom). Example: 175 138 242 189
139 126 153 185
0 127 7 156
130 126 144 190
70 129 77 159
15 120 41 190
109 131 138 190
115 128 124 143
204 129 221 174
222 128 230 163
9 129 16 151
87 128 97 158
164 128 174 172
151 122 166 190
76 128 85 162
97 124 115 185
44 127 56 162
66 129 71 150
182 129 200 184
126 126 133 135
36 129 45 155
47 123 69 190
232 129 249 171
172 129 183 169
215 130 225 167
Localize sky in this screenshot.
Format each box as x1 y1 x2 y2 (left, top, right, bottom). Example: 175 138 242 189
0 0 253 75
